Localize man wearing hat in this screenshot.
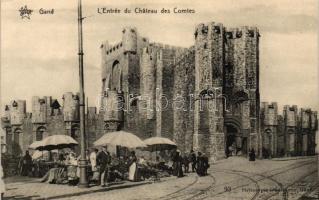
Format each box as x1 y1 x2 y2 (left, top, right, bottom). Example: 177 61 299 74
96 146 111 187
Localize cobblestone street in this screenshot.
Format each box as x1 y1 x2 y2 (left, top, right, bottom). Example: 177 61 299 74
3 156 318 200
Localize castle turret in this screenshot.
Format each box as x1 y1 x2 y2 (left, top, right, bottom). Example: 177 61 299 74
103 90 124 132
309 111 318 155
62 92 80 122
122 27 137 54
261 102 278 157
194 22 225 162
10 100 26 126
283 105 298 156
31 96 51 124
300 108 312 155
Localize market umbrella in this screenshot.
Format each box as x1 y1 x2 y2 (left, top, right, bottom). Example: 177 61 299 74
38 135 78 151
143 137 177 152
31 150 58 160
29 140 44 150
94 131 147 148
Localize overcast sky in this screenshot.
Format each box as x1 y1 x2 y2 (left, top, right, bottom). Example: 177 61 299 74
1 0 318 113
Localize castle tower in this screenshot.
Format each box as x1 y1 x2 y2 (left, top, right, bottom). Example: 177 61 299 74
194 22 225 162
261 102 278 157
224 26 260 157
283 105 298 156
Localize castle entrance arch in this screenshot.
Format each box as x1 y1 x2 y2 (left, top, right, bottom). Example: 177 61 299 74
224 122 247 157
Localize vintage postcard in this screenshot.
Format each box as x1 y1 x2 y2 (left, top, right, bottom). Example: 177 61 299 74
1 0 318 199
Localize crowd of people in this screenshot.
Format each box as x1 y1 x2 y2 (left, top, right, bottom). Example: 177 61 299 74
17 147 212 187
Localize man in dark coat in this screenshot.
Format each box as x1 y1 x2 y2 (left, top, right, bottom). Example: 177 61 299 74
202 153 209 175
196 152 209 176
182 153 190 173
19 151 32 176
190 150 197 172
249 148 256 161
96 146 111 187
172 150 183 177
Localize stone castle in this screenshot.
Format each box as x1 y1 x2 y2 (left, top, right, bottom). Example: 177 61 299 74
1 22 318 162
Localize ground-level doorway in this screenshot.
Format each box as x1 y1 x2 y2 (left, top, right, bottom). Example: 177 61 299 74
225 124 247 157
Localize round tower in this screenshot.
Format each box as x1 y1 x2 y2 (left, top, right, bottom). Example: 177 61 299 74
103 90 124 132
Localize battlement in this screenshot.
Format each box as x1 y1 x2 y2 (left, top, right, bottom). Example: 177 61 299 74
225 26 260 39
105 42 123 56
194 22 224 39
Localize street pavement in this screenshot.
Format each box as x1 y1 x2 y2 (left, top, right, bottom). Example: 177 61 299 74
3 156 318 200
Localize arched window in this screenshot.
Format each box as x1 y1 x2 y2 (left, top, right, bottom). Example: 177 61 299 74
36 126 46 141
111 60 122 91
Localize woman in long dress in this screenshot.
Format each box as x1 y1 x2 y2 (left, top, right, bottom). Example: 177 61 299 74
67 152 78 185
128 151 138 181
90 148 99 183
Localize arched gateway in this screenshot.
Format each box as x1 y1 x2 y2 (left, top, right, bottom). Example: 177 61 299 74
224 120 248 157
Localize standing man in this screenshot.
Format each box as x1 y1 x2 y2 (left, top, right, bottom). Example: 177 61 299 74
96 146 110 187
19 150 32 176
190 150 197 172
